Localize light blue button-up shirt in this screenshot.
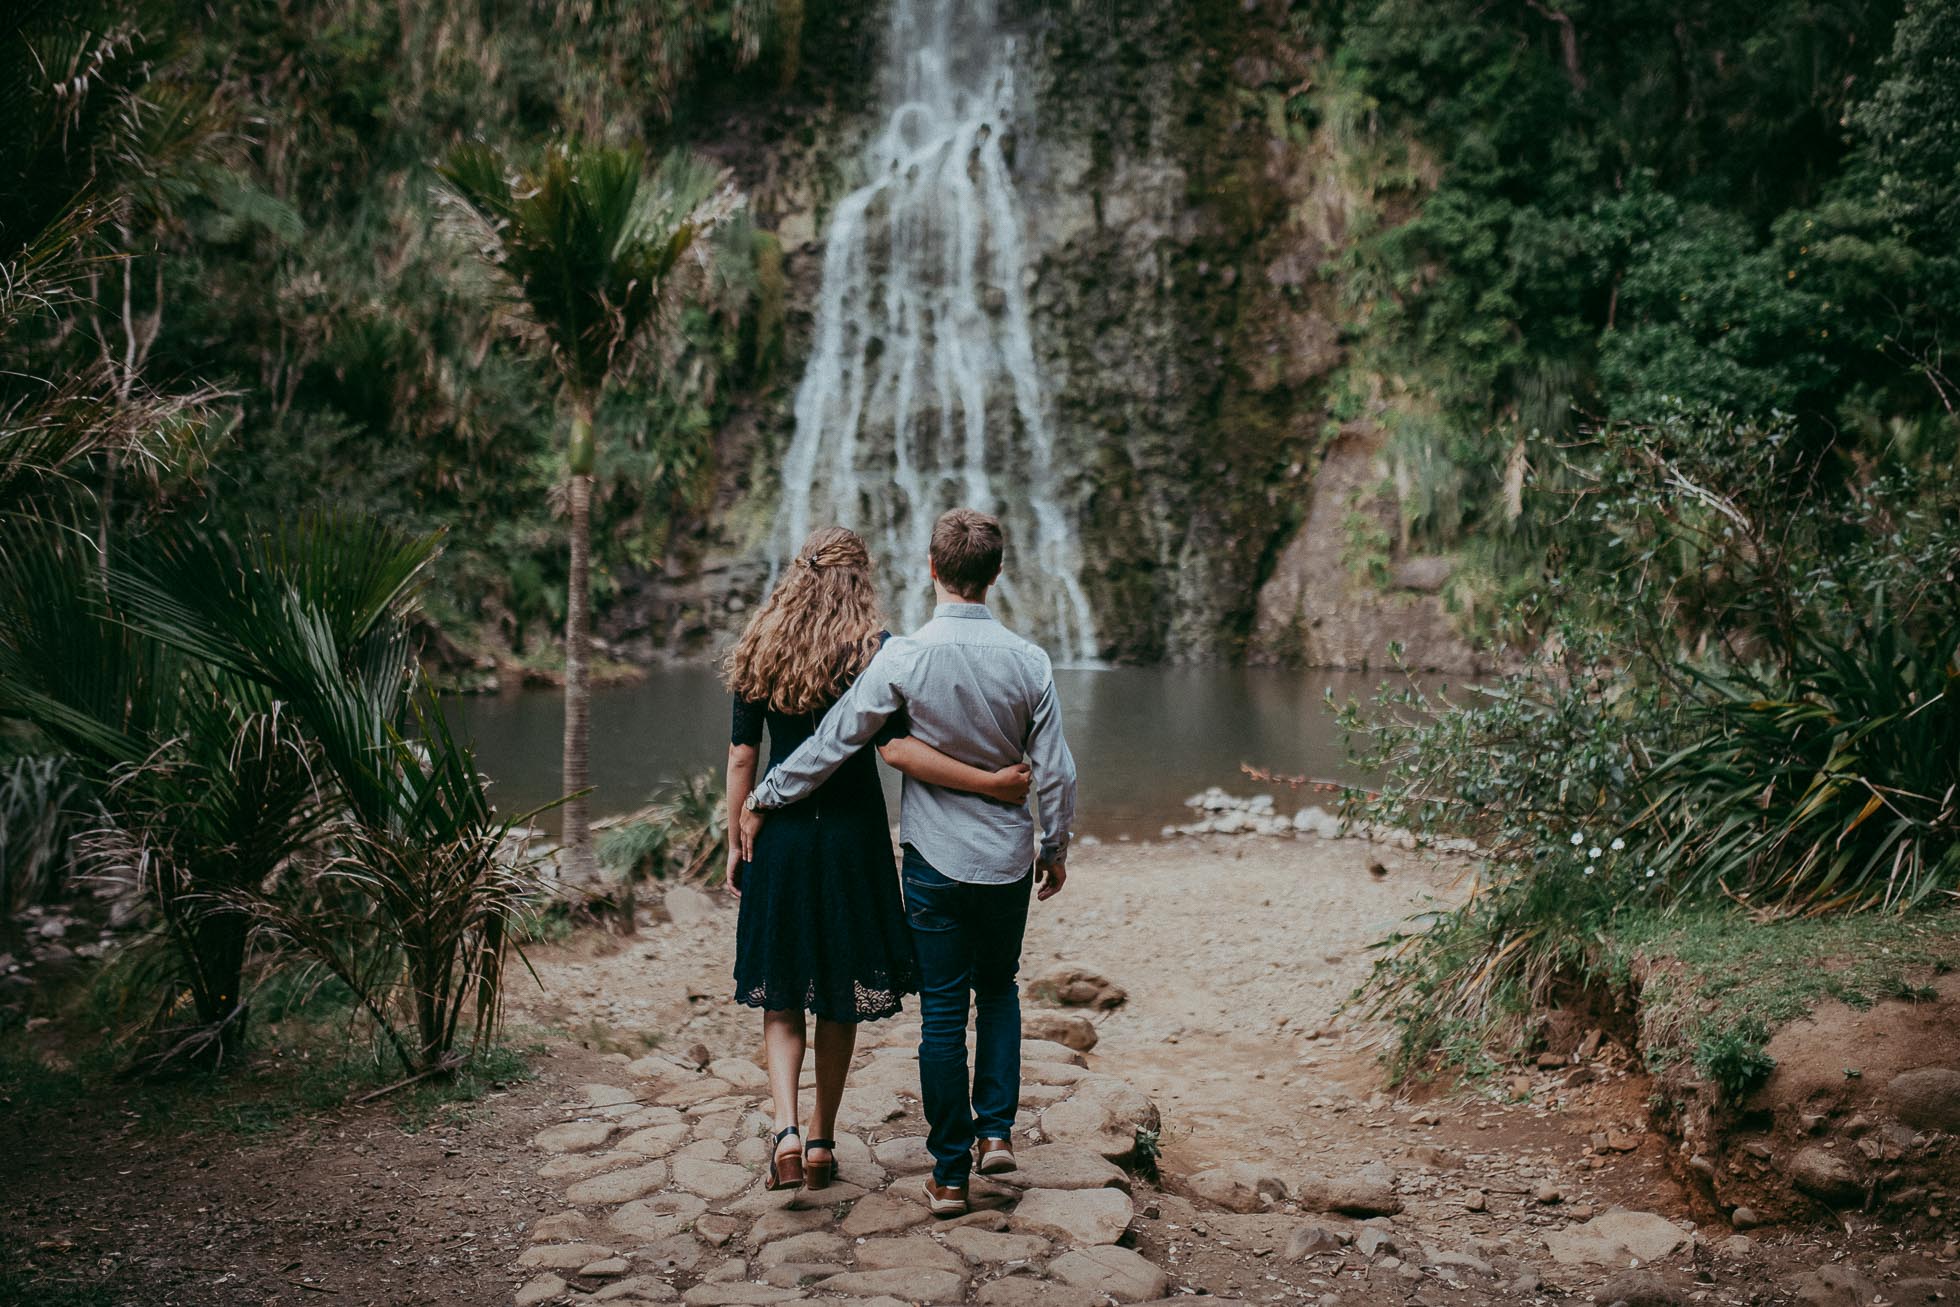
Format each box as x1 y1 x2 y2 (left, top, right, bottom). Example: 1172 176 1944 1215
747 602 1077 883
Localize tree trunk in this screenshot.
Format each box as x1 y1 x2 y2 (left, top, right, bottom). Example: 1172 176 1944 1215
561 406 600 897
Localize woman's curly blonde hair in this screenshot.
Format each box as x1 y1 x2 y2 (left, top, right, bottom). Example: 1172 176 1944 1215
723 527 885 714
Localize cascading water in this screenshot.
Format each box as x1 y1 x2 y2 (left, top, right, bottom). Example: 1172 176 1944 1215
773 0 1100 661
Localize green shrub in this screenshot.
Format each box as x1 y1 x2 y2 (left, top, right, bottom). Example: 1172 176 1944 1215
1692 1018 1776 1102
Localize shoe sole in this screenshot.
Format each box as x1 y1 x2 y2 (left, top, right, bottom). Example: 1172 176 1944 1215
977 1154 1017 1174
924 1185 968 1217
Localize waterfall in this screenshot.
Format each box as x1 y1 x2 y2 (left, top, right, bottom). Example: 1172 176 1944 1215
773 0 1100 661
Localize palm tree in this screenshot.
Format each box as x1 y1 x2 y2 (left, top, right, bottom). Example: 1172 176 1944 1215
438 142 737 887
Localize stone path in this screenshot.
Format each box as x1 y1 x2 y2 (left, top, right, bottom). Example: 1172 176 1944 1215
511 1020 1196 1307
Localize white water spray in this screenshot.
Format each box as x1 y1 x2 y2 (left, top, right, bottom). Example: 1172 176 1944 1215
774 0 1099 660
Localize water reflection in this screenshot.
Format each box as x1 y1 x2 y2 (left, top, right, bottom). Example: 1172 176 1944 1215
452 665 1442 840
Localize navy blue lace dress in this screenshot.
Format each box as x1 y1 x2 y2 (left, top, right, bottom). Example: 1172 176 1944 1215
730 641 917 1024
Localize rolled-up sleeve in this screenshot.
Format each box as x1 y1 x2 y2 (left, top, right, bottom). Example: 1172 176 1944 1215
748 644 908 809
1025 663 1077 863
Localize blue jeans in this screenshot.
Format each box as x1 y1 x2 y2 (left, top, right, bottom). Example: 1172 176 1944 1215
900 846 1032 1187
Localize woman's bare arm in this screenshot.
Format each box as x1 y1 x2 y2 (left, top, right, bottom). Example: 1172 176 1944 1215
725 743 758 893
878 736 1031 803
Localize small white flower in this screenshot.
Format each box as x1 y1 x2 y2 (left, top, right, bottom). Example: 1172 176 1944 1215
1588 846 1603 859
1570 832 1585 846
1610 837 1625 851
1646 868 1658 878
1584 867 1595 876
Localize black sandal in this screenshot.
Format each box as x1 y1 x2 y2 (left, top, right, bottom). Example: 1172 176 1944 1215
803 1137 836 1191
767 1126 804 1191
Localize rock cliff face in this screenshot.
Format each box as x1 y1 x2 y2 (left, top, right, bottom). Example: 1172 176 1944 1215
646 0 1477 669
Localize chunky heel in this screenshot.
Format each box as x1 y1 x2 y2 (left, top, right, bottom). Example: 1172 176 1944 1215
803 1137 836 1191
767 1126 804 1191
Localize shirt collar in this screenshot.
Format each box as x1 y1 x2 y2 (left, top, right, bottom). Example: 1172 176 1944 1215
933 602 993 621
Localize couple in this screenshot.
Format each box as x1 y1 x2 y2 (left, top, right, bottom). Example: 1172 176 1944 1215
721 507 1077 1217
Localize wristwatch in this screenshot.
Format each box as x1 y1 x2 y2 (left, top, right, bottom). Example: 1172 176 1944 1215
744 791 760 812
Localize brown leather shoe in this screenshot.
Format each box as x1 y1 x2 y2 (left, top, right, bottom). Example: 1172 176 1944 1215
923 1177 969 1217
974 1137 1017 1175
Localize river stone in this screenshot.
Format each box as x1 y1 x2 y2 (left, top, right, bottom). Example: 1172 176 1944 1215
976 1280 1098 1307
672 1157 754 1199
1023 1012 1099 1052
1187 1162 1287 1213
566 1161 670 1205
609 1193 708 1241
1049 1246 1169 1303
841 1192 931 1237
1021 1038 1089 1067
710 1058 769 1090
874 1136 935 1175
1020 1083 1072 1109
942 1228 1050 1263
749 1207 835 1244
1884 1066 1960 1133
1009 1187 1134 1247
595 1276 681 1302
676 1138 729 1160
679 1286 803 1306
595 1277 680 1302
581 1257 633 1278
1024 1060 1090 1086
817 1268 966 1301
617 1104 688 1130
516 1274 569 1307
1292 1162 1400 1217
694 1214 742 1247
1005 1145 1130 1192
854 1237 966 1274
518 1242 617 1270
635 1234 707 1276
655 1079 731 1108
1545 1209 1691 1267
1027 965 1127 1010
1788 1264 1880 1307
583 1082 640 1108
1594 1269 1689 1306
1788 1148 1864 1205
535 1121 618 1153
757 1232 849 1269
836 1086 907 1131
540 1149 636 1182
762 1264 841 1289
1282 1225 1345 1259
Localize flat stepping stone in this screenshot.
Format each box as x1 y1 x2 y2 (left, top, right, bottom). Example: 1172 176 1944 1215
976 1279 1098 1307
1023 1061 1089 1086
757 1231 850 1268
761 1263 841 1289
1020 1039 1088 1067
594 1276 680 1301
583 1083 641 1108
515 1273 568 1307
871 1136 933 1175
693 1214 742 1248
534 1121 617 1153
608 1193 708 1241
672 1157 754 1199
840 1192 930 1237
709 1058 768 1089
732 1136 769 1167
1010 1188 1134 1247
679 1285 805 1305
675 1137 729 1160
540 1150 637 1182
619 1123 692 1157
655 1080 732 1108
566 1161 670 1205
530 1212 592 1243
580 1256 633 1278
834 1087 906 1131
1000 1145 1130 1193
685 1096 755 1117
517 1242 617 1270
941 1228 1049 1264
629 1233 706 1276
816 1268 966 1301
785 1179 868 1209
748 1206 835 1244
1049 1246 1168 1302
1020 1083 1071 1108
853 1236 964 1274
617 1105 688 1130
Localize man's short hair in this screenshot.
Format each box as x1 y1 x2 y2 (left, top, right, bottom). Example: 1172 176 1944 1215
930 508 1003 600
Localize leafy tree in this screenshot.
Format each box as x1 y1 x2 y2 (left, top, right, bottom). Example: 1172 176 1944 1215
438 142 737 885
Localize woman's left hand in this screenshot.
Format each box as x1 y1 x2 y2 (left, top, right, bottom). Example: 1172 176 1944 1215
724 844 744 898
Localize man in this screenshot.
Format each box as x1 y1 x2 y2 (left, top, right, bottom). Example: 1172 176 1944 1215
738 507 1078 1216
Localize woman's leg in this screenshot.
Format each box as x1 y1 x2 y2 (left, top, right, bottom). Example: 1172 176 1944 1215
762 1007 807 1158
809 1016 859 1165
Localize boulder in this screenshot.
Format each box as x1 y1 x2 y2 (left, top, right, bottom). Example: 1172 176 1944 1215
1788 1147 1864 1206
1024 1011 1100 1052
1010 1187 1135 1247
1049 1246 1169 1303
1545 1209 1691 1268
1884 1066 1960 1134
1292 1162 1400 1217
1187 1163 1287 1213
1028 966 1128 1010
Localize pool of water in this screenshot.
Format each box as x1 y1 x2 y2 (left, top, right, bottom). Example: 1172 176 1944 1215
453 665 1429 841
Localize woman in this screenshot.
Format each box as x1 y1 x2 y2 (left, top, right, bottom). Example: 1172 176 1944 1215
723 526 1029 1191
